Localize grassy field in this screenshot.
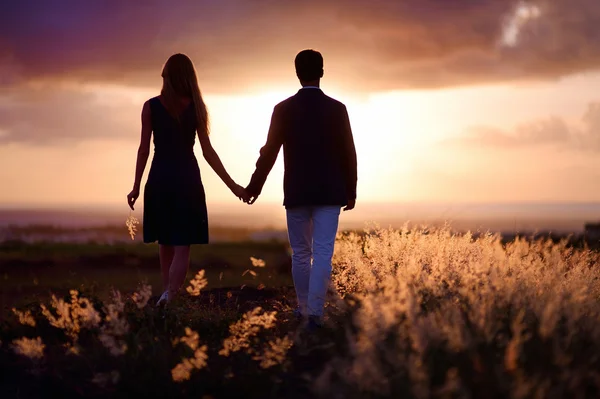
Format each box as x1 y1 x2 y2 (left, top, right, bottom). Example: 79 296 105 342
0 240 293 317
2 227 600 398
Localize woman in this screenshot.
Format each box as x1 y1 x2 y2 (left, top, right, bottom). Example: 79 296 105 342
127 53 248 305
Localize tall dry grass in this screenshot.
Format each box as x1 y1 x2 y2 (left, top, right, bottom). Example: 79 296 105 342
317 225 600 398
3 225 600 398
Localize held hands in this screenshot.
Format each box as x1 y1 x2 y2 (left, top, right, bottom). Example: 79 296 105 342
231 182 258 204
231 183 251 203
246 194 258 205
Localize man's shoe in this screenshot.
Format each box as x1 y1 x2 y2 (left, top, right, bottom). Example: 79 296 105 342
307 315 324 332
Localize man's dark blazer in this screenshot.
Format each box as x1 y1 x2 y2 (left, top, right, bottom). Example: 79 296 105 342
246 88 357 208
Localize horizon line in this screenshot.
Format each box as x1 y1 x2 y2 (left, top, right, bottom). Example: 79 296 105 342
2 200 600 210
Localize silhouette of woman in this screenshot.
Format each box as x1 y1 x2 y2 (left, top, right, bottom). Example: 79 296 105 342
127 53 249 305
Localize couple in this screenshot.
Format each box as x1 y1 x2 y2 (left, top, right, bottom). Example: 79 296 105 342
127 50 357 326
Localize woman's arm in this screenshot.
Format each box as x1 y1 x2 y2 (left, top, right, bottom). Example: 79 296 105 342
197 128 248 201
127 101 152 210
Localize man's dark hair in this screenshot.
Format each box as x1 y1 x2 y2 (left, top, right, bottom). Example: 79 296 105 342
295 49 324 82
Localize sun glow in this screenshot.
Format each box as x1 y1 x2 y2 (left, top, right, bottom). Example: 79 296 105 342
6 72 599 209
205 89 437 201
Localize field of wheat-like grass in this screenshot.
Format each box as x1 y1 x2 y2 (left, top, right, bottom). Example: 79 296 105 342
2 226 599 398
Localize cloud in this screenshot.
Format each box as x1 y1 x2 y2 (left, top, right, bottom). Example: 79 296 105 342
451 102 600 151
2 0 600 145
0 84 140 144
1 0 600 92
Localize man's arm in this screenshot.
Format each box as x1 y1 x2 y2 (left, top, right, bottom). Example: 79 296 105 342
246 105 284 203
341 105 357 211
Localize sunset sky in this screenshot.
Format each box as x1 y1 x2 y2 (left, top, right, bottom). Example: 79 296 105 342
1 0 599 209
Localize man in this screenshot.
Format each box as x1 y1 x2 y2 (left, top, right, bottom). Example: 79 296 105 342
245 49 358 328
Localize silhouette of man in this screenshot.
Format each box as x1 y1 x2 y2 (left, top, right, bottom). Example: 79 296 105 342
246 49 357 328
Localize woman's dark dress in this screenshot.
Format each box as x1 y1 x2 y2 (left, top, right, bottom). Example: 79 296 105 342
143 96 209 245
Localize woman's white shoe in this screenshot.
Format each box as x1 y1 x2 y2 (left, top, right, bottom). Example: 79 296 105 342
156 290 169 306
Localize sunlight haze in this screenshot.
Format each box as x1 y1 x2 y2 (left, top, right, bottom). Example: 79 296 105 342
2 75 599 207
1 0 599 222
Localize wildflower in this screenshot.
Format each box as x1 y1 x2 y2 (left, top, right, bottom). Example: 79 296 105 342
171 327 208 382
99 290 129 356
40 290 101 354
171 355 209 383
219 307 278 357
253 336 293 368
171 360 193 382
92 371 120 388
172 327 200 350
189 346 208 369
12 337 45 359
132 283 152 309
65 342 81 355
98 333 127 357
125 214 139 240
186 270 208 296
12 308 36 327
250 257 266 268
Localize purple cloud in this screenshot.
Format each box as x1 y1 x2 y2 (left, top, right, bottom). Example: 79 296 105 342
0 0 599 91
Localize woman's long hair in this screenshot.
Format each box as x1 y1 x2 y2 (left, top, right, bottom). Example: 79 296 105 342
160 53 209 135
